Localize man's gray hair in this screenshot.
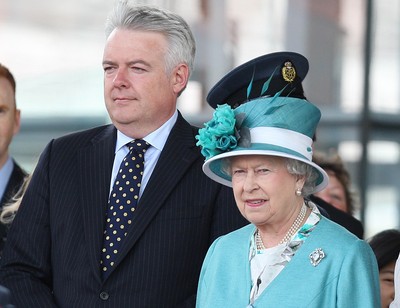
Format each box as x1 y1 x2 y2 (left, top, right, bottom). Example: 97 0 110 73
105 1 196 78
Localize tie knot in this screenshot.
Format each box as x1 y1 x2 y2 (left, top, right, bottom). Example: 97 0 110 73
128 139 150 153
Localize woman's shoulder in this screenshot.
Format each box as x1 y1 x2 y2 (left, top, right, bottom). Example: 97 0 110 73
314 216 368 247
299 217 376 273
212 224 254 248
227 223 254 237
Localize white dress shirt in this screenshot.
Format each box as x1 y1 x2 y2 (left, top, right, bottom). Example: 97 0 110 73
0 156 13 200
109 110 178 199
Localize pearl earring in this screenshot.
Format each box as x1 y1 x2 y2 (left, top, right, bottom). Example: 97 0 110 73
295 188 302 196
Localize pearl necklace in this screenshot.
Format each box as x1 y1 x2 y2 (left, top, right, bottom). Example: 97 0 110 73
255 203 307 250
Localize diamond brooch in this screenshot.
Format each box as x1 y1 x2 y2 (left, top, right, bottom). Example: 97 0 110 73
309 248 325 267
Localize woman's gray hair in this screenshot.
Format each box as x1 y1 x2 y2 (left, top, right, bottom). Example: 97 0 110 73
221 156 318 196
285 158 318 196
105 1 196 79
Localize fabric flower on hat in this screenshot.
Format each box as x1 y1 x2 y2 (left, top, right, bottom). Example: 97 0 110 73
196 104 238 160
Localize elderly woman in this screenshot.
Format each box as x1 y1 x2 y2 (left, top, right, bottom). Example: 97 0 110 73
195 53 380 307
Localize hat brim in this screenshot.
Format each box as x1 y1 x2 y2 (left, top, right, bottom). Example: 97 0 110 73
203 148 329 194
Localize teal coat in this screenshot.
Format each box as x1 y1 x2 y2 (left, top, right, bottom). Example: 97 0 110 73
197 217 380 308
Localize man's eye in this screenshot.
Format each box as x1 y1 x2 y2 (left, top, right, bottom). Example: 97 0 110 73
103 65 117 72
131 67 146 73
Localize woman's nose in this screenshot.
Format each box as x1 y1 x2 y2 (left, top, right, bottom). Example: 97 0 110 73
243 172 258 192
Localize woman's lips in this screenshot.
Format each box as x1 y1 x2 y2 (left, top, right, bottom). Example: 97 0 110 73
245 199 266 208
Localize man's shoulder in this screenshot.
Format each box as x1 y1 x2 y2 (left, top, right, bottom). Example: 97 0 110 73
33 124 116 164
56 124 114 141
50 124 115 147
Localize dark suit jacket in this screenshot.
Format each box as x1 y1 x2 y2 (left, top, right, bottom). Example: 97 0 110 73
0 113 248 307
0 285 13 308
0 160 27 253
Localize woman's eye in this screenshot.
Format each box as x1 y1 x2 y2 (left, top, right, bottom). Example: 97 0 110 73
331 194 343 201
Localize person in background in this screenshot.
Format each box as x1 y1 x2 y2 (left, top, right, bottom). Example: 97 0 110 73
391 252 400 308
368 229 400 308
0 2 247 307
313 151 356 215
311 150 364 238
0 63 27 254
195 52 380 307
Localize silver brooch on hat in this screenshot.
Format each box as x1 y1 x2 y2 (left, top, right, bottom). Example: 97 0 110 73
282 61 296 82
309 248 325 267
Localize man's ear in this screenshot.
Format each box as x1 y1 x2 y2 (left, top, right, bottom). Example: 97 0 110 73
13 108 21 136
172 63 189 95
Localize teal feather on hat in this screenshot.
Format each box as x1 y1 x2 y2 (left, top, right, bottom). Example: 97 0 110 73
235 96 321 138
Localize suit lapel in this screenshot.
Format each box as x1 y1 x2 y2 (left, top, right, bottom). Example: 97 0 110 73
111 113 200 270
78 125 116 282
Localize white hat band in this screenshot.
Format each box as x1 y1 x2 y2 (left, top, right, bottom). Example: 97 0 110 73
250 127 313 160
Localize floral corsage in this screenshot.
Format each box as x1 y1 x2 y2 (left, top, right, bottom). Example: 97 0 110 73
195 104 240 160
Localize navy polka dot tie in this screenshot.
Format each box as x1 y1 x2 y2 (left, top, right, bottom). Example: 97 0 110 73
101 139 150 278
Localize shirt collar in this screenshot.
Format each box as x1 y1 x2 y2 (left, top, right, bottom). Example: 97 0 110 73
115 110 178 153
0 156 14 199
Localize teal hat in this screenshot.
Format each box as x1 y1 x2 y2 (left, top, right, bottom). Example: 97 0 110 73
196 96 329 193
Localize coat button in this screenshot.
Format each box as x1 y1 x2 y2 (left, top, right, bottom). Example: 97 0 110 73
99 291 109 301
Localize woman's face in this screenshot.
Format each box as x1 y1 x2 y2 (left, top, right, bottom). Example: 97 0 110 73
380 261 395 308
314 171 348 213
230 155 303 228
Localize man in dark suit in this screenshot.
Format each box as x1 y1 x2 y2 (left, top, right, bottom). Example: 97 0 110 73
0 3 247 307
0 63 27 253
